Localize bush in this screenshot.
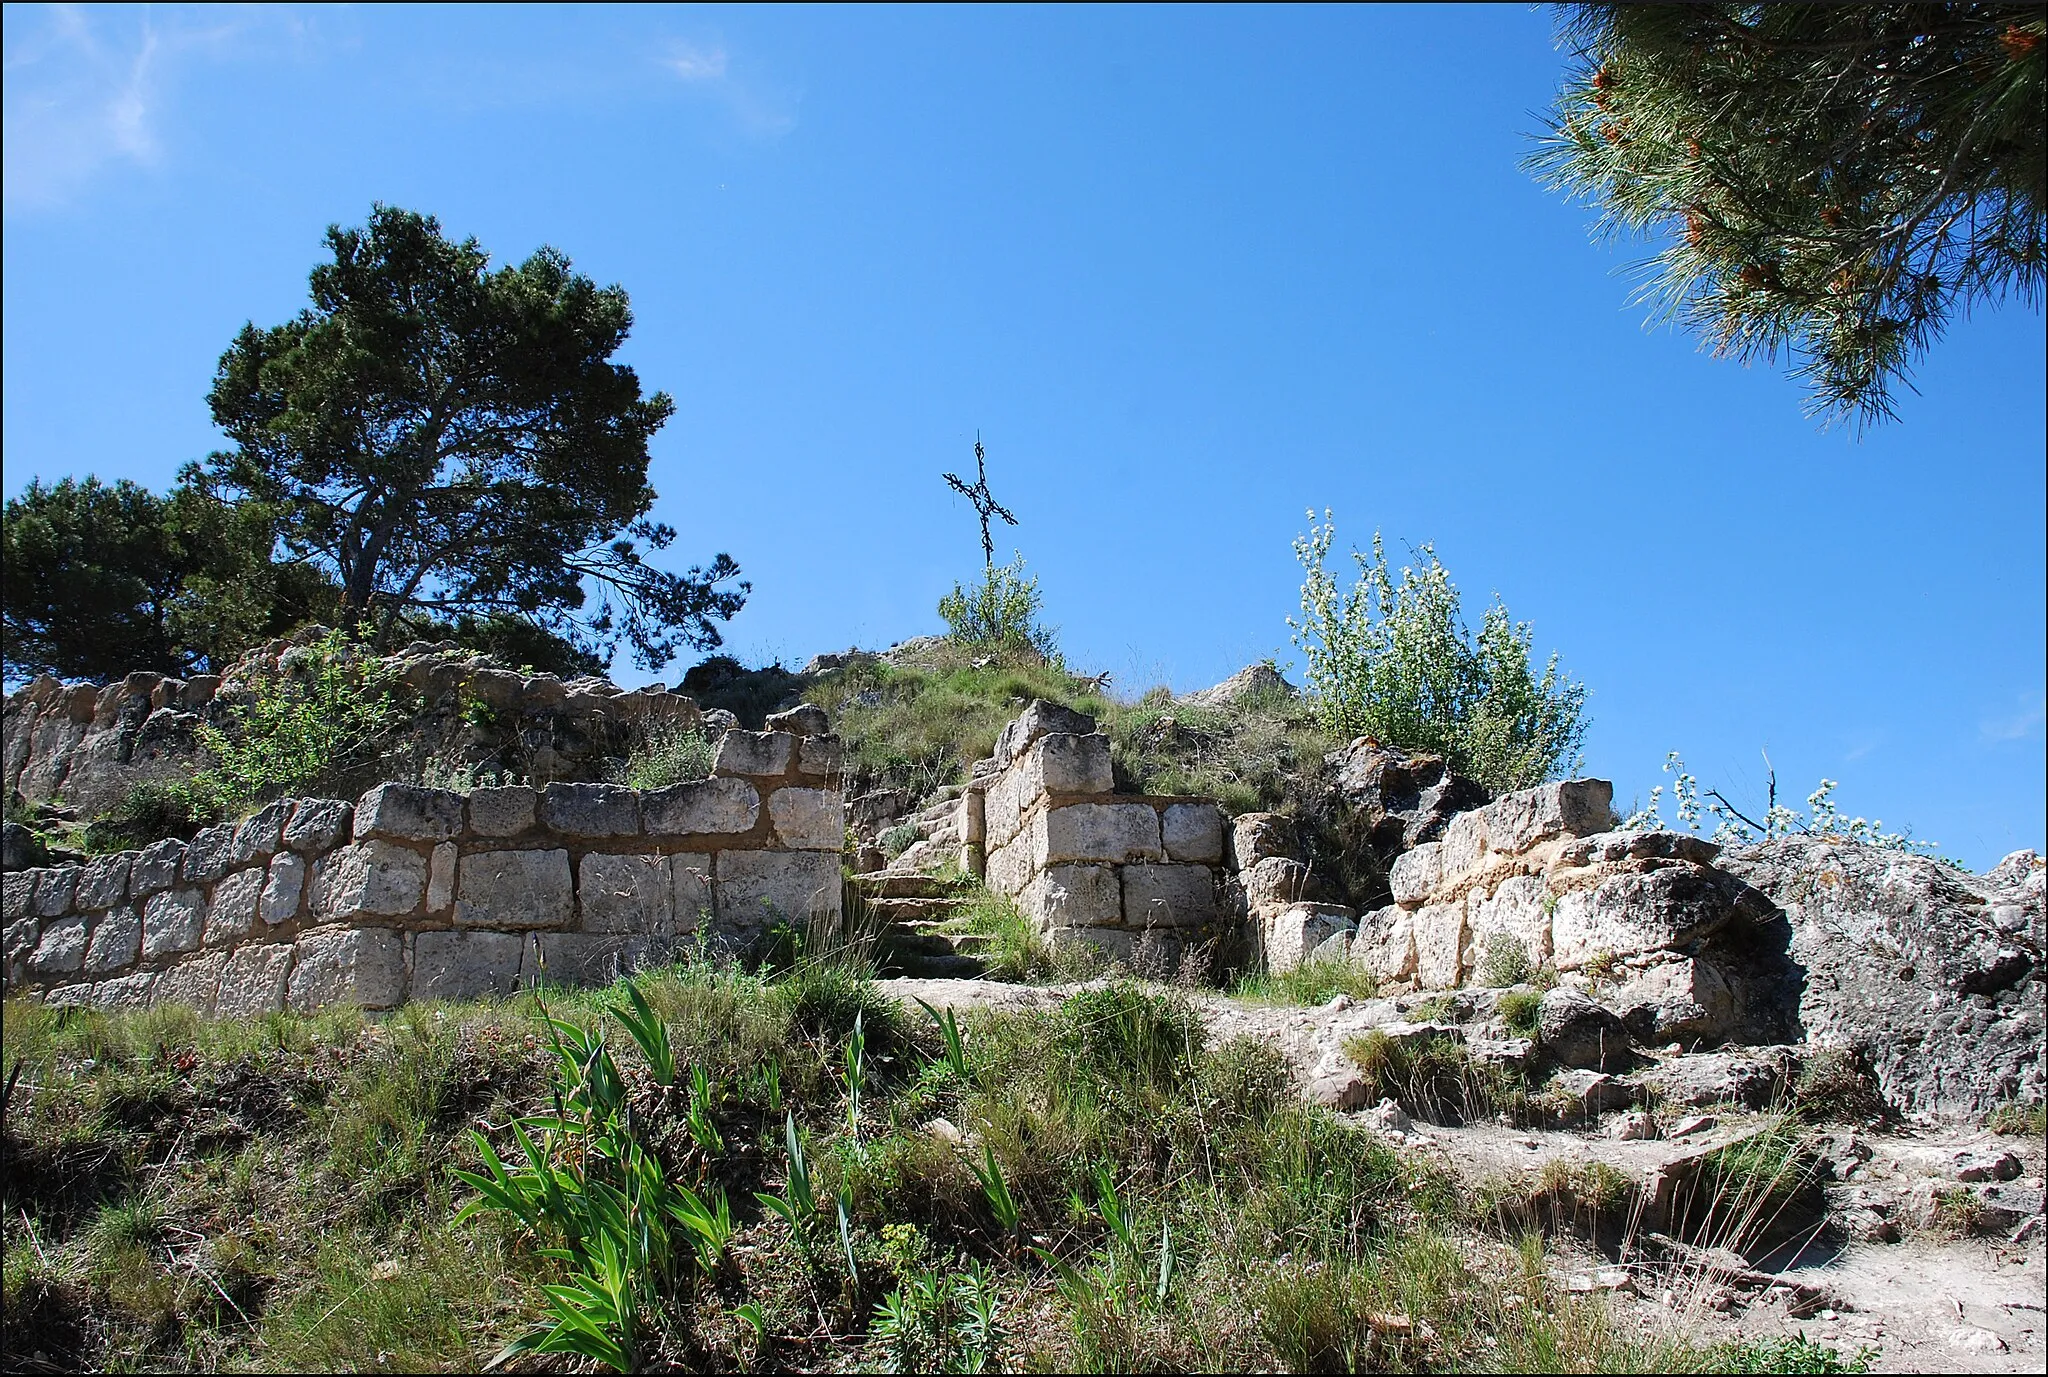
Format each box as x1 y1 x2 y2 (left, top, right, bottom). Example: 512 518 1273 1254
610 719 716 790
1288 512 1587 792
1232 957 1379 1006
1477 933 1535 988
937 556 1059 662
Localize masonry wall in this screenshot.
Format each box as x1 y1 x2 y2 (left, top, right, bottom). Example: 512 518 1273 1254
2 723 843 1014
961 704 1229 965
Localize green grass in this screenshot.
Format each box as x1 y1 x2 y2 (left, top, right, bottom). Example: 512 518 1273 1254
4 967 1872 1374
1232 956 1380 1006
936 881 1108 983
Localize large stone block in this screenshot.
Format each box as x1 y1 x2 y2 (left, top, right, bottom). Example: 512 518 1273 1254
1162 803 1224 864
765 704 830 737
314 841 429 919
1027 863 1122 927
1608 954 1739 1045
1228 813 1295 871
522 933 662 988
1038 802 1163 865
154 950 229 1014
283 798 354 854
1048 924 1139 966
413 930 524 1001
1466 875 1554 970
231 799 292 866
1359 905 1418 981
643 776 759 836
3 871 34 923
983 767 1027 850
994 700 1096 767
1484 780 1615 857
84 906 141 974
354 783 465 842
1389 842 1442 906
1243 856 1315 911
1438 809 1489 882
128 838 186 898
181 824 237 883
1536 987 1633 1072
30 915 88 974
715 849 840 934
1029 732 1114 795
468 786 538 837
85 971 157 1010
204 867 267 945
579 852 673 934
76 853 133 911
714 730 794 779
1412 901 1467 989
1265 902 1356 973
798 734 843 776
984 838 1032 897
262 851 307 925
143 887 206 958
288 928 406 1010
33 866 78 918
456 849 574 929
215 944 295 1017
768 787 842 850
1548 866 1736 969
427 842 457 912
672 859 713 934
541 783 641 837
1121 864 1220 929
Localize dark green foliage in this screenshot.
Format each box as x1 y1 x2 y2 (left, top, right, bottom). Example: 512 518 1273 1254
1530 4 2046 426
679 653 807 727
1711 1333 1877 1374
1498 990 1545 1037
203 204 746 669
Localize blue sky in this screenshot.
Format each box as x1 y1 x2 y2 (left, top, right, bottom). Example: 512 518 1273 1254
4 3 2043 869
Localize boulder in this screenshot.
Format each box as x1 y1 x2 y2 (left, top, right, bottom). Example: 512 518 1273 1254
1536 987 1634 1072
1322 740 1489 861
1180 662 1296 709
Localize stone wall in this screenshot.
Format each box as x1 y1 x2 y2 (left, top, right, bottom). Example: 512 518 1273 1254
2 717 843 1013
961 703 1229 965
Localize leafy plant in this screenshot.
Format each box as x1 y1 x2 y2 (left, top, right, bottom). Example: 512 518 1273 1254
938 555 1060 662
971 1145 1021 1239
1289 512 1587 792
916 998 972 1080
1478 933 1535 988
610 719 716 790
1623 750 1939 855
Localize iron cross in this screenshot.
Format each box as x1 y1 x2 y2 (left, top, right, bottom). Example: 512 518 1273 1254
942 435 1018 570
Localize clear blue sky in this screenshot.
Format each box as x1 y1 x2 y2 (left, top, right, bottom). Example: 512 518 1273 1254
5 4 2043 869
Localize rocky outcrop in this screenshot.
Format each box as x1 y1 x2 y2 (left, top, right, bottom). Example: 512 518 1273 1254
1180 662 1296 710
1719 841 2044 1119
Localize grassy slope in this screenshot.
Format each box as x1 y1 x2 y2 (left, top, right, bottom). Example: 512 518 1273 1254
1 961 1849 1374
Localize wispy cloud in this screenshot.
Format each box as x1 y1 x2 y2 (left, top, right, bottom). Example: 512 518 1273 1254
666 43 728 83
3 4 311 211
659 37 798 140
1981 691 2046 743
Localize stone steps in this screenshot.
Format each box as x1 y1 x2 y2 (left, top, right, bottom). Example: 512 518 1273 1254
854 870 987 978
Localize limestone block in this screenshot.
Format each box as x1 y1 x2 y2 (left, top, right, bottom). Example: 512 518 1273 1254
1162 803 1225 864
86 971 156 1010
215 944 295 1017
1438 810 1489 882
1049 924 1138 966
962 787 986 848
1243 856 1315 911
985 838 1032 897
30 915 88 974
714 849 840 933
580 852 673 935
262 852 307 925
1484 780 1615 857
1389 842 1442 907
1228 813 1295 871
182 824 237 883
1121 864 1220 929
1027 863 1122 927
714 730 794 779
129 838 186 897
1412 902 1468 989
288 928 406 1011
643 777 759 836
672 859 713 934
1548 866 1735 969
541 783 641 837
354 783 465 842
769 787 842 850
427 842 457 912
766 704 830 736
799 733 843 776
456 849 574 929
84 906 142 974
1029 732 1114 795
3 871 33 922
413 930 524 1001
143 888 206 958
205 867 266 945
467 785 538 837
1037 802 1163 865
1266 903 1357 973
984 767 1027 850
1608 954 1738 1045
1466 874 1554 968
231 799 291 866
33 866 78 918
523 933 661 988
994 700 1096 767
76 853 133 911
155 950 229 1014
314 841 429 919
283 798 354 854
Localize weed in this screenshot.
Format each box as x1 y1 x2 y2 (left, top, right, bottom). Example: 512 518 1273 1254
1710 1333 1877 1373
1478 932 1535 988
610 718 717 790
1498 989 1544 1036
1987 1100 2048 1137
1791 1048 1890 1125
1233 957 1380 1006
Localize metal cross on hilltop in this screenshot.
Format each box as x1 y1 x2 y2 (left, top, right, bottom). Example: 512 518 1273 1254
942 434 1018 571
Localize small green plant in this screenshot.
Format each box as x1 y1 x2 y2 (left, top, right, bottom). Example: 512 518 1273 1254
972 1144 1021 1239
880 823 921 861
1791 1048 1889 1125
1343 1029 1525 1124
81 781 202 851
1477 932 1535 988
1497 989 1543 1036
610 718 716 790
938 555 1060 662
1711 1333 1877 1374
916 998 971 1079
1232 956 1380 1006
869 1254 1006 1373
1987 1101 2048 1137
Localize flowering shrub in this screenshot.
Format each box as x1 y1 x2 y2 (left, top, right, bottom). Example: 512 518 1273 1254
1622 751 1937 855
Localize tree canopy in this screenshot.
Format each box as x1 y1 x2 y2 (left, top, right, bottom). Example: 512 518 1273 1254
1529 4 2045 426
204 204 746 669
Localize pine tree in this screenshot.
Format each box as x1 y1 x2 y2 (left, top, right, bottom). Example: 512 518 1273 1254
1529 4 2045 426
